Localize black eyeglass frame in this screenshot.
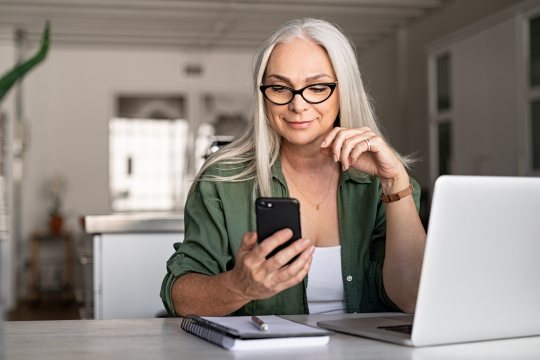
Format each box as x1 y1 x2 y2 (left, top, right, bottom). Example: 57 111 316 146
259 82 338 105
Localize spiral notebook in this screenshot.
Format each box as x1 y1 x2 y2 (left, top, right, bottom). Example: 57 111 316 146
180 314 333 351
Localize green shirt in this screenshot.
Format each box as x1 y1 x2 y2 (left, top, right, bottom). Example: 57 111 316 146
160 156 421 316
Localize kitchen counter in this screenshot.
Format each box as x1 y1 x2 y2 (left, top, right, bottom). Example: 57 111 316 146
83 213 184 319
84 213 184 234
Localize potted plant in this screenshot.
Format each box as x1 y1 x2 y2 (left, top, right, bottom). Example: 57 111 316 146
48 172 67 235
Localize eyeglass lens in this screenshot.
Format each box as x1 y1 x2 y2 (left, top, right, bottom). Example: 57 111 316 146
264 84 332 104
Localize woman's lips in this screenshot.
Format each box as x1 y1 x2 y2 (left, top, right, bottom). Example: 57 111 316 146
286 120 314 129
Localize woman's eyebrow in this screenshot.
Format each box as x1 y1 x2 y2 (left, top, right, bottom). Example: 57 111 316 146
267 74 291 83
266 73 332 84
305 73 332 82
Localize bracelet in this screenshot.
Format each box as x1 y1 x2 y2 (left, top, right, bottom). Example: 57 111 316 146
380 182 414 203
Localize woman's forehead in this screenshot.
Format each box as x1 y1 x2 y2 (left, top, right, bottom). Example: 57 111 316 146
265 38 334 80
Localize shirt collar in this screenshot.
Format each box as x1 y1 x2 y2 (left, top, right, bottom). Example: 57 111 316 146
339 168 372 185
271 155 287 186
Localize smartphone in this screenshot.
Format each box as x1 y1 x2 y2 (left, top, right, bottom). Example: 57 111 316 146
256 197 302 262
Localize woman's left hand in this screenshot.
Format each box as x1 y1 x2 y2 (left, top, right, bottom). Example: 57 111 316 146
320 126 406 182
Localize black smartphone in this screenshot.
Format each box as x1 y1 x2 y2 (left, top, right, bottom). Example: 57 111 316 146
256 197 302 262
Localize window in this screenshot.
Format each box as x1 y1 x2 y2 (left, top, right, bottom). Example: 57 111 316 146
430 53 453 181
109 96 188 212
436 54 451 111
109 118 188 211
531 101 540 170
529 17 540 174
438 122 452 176
530 16 540 86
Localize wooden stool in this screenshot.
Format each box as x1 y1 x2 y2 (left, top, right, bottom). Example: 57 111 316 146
29 231 73 303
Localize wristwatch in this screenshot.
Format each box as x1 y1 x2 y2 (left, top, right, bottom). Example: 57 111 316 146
381 182 414 203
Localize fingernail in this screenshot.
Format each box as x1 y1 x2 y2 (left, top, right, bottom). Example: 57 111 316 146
342 165 346 171
309 245 315 253
333 154 338 162
303 238 310 245
320 140 326 147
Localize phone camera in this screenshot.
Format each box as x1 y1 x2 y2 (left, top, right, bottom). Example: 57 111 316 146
261 201 265 205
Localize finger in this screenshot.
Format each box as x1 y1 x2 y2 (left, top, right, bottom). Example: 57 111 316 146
348 139 368 168
253 228 294 259
339 132 375 170
320 127 367 159
331 127 374 163
273 256 313 293
266 238 311 272
237 231 258 254
366 135 382 152
320 126 344 149
331 128 357 163
320 144 334 159
273 244 314 281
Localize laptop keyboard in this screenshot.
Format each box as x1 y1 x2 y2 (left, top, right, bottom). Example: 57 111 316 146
377 324 413 334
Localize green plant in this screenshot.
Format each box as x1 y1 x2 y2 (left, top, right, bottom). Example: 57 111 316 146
49 172 67 217
0 21 50 104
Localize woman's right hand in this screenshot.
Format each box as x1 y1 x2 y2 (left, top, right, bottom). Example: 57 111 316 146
227 229 314 301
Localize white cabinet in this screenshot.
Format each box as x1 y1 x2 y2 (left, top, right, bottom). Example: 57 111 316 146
93 233 183 319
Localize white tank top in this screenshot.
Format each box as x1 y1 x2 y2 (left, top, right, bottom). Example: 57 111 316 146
306 245 347 314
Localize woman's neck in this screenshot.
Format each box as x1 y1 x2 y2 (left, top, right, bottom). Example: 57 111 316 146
280 139 335 175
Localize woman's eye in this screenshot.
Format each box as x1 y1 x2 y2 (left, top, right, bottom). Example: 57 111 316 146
270 86 287 93
308 86 328 93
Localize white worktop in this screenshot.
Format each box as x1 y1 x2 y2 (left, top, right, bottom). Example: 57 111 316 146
5 313 540 360
85 213 184 233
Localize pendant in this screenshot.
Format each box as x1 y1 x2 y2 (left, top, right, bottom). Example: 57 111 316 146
317 205 320 210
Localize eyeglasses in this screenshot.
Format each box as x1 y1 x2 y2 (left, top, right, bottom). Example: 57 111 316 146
259 81 338 105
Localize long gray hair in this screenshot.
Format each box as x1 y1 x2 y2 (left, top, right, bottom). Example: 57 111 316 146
190 18 412 198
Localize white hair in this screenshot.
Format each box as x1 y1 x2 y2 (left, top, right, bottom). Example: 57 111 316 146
190 18 413 198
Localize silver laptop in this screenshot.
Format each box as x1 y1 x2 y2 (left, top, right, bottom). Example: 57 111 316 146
318 176 540 347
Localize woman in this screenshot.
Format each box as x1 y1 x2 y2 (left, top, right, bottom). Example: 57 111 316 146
160 18 426 317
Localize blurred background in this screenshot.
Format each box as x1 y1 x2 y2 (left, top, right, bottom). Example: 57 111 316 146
0 0 538 321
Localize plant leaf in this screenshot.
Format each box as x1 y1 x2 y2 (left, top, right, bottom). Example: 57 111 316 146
0 21 50 104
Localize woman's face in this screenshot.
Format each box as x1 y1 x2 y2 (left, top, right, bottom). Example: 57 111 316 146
263 37 339 148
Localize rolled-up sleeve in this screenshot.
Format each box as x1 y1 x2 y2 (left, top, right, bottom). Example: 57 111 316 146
366 177 421 312
160 180 235 317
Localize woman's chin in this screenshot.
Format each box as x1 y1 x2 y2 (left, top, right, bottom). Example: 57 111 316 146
281 132 323 147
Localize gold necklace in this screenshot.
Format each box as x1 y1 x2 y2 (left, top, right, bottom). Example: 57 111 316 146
282 157 337 210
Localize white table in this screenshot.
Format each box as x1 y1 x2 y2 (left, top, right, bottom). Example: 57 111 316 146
5 313 540 359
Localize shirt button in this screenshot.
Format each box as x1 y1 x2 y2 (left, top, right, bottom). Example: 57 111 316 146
346 275 352 282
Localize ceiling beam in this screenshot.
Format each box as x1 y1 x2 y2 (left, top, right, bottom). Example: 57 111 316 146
0 3 424 19
0 14 409 30
0 0 442 10
13 23 392 40
0 0 448 52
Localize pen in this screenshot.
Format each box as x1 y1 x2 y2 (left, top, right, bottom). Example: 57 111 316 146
251 316 269 331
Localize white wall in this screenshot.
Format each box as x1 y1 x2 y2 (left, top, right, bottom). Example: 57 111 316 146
358 0 524 194
451 17 520 177
0 25 16 310
14 45 253 299
359 35 405 152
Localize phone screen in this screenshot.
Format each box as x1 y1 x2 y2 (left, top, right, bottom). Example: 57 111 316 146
256 198 302 260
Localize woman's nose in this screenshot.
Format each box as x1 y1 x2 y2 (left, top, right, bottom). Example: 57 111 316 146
288 93 309 113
